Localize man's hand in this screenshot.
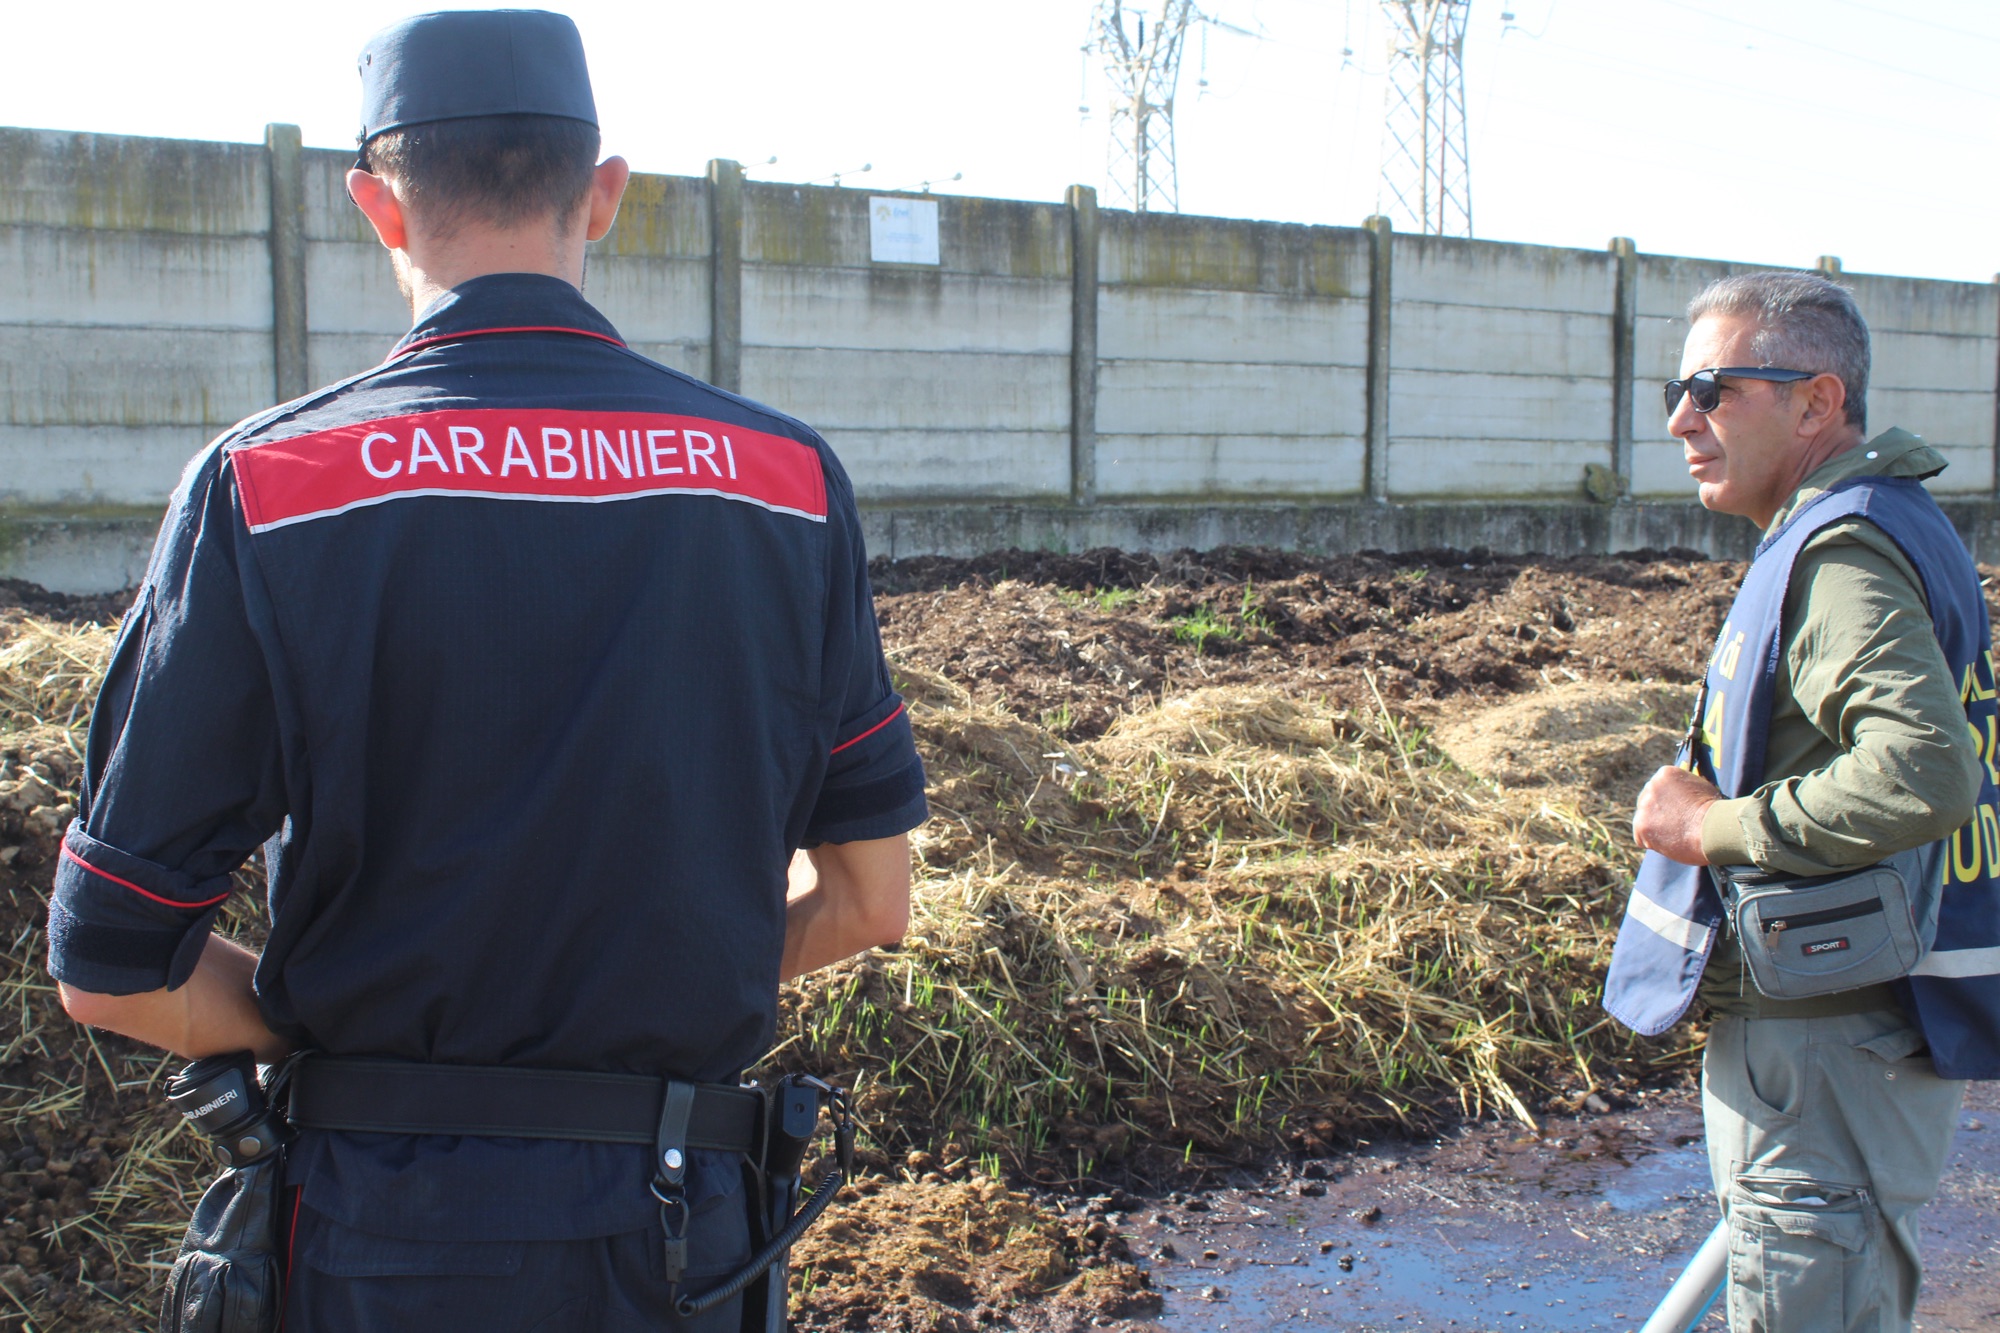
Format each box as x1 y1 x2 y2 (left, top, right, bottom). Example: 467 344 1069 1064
1633 765 1721 865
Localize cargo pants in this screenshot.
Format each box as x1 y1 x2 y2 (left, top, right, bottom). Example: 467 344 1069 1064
1703 1011 1966 1333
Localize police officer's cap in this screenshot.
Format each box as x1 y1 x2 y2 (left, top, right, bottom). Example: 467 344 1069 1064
357 10 598 146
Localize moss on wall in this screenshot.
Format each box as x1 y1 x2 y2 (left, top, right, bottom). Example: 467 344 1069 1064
1100 212 1366 298
0 127 267 236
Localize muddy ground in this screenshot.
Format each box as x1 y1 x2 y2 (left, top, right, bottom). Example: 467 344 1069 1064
5 550 2000 1331
1049 1080 2000 1333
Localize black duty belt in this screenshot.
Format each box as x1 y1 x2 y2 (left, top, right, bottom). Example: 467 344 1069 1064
287 1056 761 1154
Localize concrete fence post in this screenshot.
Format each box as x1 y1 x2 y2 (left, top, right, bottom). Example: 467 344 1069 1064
707 158 744 394
1817 255 1843 277
1992 273 2000 498
1609 237 1638 493
264 124 309 402
1363 215 1394 502
1067 184 1099 507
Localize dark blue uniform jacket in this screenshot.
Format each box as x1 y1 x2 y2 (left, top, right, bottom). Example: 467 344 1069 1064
45 273 928 1241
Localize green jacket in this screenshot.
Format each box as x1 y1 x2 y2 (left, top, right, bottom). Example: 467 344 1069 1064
1697 427 1984 1018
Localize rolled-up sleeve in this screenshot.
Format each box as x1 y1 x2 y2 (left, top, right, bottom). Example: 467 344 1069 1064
801 452 926 847
1703 531 1981 874
47 451 288 995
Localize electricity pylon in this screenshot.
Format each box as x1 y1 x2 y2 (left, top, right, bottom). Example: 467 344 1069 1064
1379 0 1473 237
1086 1 1200 213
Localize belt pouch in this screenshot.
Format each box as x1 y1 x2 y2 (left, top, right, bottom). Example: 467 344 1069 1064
1720 841 1941 1000
159 1157 287 1333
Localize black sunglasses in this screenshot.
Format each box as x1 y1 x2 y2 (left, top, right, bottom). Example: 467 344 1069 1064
1664 366 1817 415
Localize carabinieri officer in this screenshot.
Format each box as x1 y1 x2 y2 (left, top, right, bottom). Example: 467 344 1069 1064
45 11 926 1329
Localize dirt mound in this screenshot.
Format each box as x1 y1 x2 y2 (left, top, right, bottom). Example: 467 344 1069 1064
0 580 132 627
0 615 118 733
2 725 183 1329
871 547 1738 741
777 677 1641 1184
1432 679 1691 817
791 1175 1155 1331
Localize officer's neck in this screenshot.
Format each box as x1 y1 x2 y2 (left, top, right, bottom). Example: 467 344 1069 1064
391 220 588 317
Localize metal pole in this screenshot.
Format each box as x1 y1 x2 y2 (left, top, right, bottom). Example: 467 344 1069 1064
1638 1221 1727 1333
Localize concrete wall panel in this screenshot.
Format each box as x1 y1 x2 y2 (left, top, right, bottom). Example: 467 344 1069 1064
0 424 208 503
1388 438 1609 499
595 172 709 260
1099 213 1368 297
1096 435 1365 500
1634 255 1747 319
741 347 1068 431
302 150 376 245
1631 441 1692 500
1393 302 1613 377
1392 370 1611 442
586 254 712 346
1629 376 1676 446
303 241 409 336
0 325 270 428
823 428 1069 501
1628 258 1999 339
745 186 1068 280
1097 361 1367 437
1871 332 1997 394
1870 389 1993 449
1634 314 1689 380
743 266 1068 354
1845 273 1999 338
1393 235 1615 312
307 331 395 388
1099 286 1367 367
0 225 271 329
0 128 267 235
5 126 2000 568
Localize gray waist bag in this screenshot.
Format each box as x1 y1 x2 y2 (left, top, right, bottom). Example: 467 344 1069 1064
1717 841 1942 1000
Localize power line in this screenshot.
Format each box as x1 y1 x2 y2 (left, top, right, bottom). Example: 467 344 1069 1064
1521 34 1999 152
1820 0 2000 46
1646 0 2000 102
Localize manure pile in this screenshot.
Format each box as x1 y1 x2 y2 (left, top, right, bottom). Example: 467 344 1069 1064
1 550 1772 1330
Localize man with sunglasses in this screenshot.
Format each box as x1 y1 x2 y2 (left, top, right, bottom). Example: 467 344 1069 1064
1606 270 2000 1331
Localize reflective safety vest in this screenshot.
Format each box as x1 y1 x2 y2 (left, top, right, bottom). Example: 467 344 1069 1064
1603 477 2000 1079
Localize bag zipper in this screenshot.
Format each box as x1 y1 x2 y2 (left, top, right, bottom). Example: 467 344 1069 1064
1759 896 1882 936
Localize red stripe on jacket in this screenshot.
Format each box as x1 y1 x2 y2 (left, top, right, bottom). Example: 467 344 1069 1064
832 702 907 756
61 845 233 909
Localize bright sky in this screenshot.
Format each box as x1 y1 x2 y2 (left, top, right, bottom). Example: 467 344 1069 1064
6 0 1997 283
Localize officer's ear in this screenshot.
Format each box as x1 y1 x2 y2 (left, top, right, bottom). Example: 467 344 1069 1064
583 156 630 244
1793 371 1849 438
346 168 410 252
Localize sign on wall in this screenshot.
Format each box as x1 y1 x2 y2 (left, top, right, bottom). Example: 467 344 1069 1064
869 196 940 265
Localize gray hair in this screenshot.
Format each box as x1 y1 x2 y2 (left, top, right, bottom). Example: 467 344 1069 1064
1686 270 1870 431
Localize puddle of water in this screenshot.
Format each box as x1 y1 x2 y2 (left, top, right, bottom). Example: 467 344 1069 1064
1467 1124 1711 1211
1593 1139 1712 1214
1138 1113 1727 1331
1124 1088 2000 1331
1151 1229 1712 1332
